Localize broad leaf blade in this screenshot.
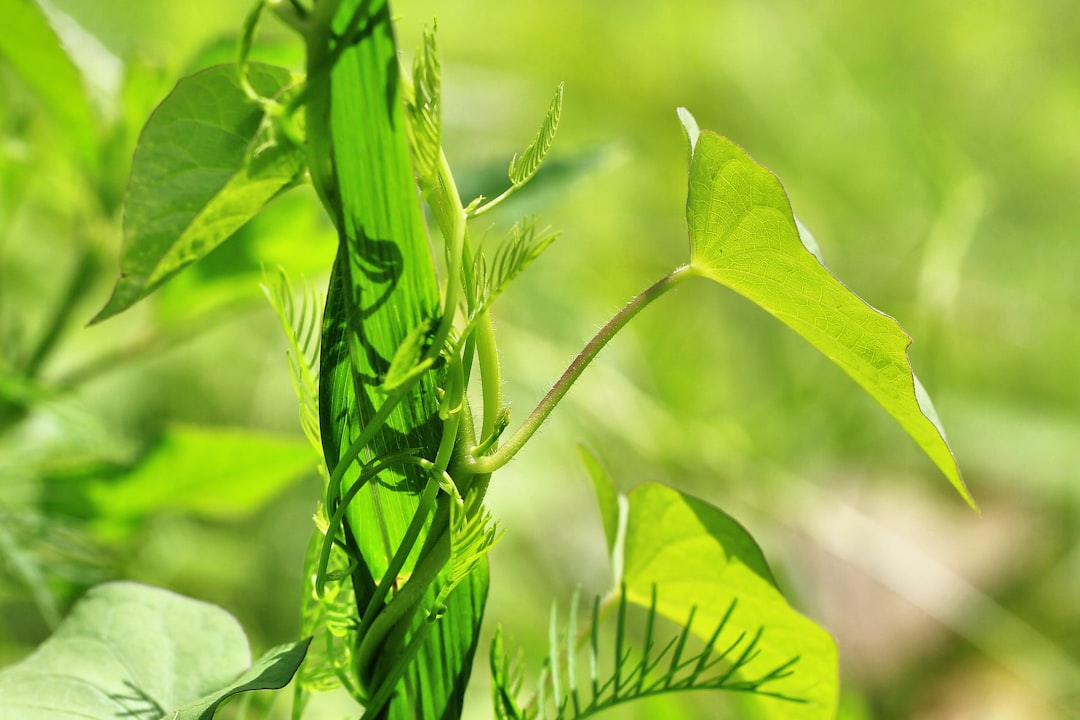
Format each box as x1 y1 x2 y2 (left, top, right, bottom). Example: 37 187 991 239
311 2 487 716
680 112 973 509
0 0 98 169
0 582 306 719
87 424 315 522
93 62 304 323
623 483 838 719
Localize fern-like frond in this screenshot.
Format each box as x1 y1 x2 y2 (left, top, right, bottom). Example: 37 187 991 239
406 23 442 188
491 586 809 720
434 500 503 614
297 522 359 698
509 82 564 186
379 317 435 393
492 627 531 720
467 219 559 320
467 83 565 217
261 267 322 458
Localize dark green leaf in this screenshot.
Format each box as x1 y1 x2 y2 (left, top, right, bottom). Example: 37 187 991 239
92 62 304 323
309 2 487 716
174 639 312 720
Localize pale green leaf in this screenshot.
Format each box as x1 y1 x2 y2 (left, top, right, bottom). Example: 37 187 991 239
92 62 304 323
87 424 315 522
438 503 503 611
407 23 442 186
578 444 619 562
0 0 97 169
509 83 564 186
679 110 973 509
262 267 324 456
623 483 839 719
0 582 306 719
469 219 558 319
297 526 356 694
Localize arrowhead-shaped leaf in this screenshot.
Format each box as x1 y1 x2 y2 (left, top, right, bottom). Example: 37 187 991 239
92 62 304 323
679 110 973 509
624 483 838 719
0 582 309 719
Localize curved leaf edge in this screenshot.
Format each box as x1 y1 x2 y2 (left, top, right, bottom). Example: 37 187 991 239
90 62 306 325
676 108 975 511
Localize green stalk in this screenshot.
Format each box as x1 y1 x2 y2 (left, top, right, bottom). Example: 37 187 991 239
304 1 489 716
471 266 693 474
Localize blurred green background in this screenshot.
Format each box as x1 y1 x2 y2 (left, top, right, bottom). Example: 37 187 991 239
2 1 1078 718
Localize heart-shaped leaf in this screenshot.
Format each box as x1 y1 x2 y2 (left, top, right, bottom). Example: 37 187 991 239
679 109 973 509
623 483 838 719
0 581 309 719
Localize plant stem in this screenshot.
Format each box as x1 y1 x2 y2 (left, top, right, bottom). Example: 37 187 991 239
475 310 502 440
428 149 466 361
24 248 97 380
470 265 694 474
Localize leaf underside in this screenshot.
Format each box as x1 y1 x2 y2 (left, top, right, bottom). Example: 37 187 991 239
0 582 308 720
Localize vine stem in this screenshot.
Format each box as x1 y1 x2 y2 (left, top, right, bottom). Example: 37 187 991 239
469 265 695 474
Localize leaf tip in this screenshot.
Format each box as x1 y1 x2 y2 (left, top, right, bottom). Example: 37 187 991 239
677 107 700 157
87 288 126 326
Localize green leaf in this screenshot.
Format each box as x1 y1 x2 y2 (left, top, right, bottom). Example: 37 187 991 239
92 62 305 324
623 483 839 720
438 503 502 610
509 82 564 186
0 0 98 169
297 526 356 694
87 424 315 522
678 109 974 509
578 444 619 562
308 2 488 716
380 318 436 393
406 23 442 187
469 219 559 320
262 267 324 455
0 581 308 719
174 640 312 720
490 626 527 720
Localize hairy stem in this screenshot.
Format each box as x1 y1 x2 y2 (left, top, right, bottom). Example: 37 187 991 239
470 265 693 474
